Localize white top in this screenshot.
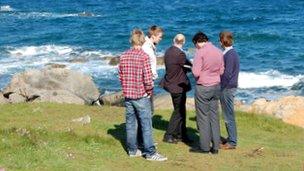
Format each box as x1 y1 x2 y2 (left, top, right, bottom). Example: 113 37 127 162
223 46 233 55
142 36 158 80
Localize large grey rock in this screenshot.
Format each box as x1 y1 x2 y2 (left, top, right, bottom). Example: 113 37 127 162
35 90 85 104
3 67 100 104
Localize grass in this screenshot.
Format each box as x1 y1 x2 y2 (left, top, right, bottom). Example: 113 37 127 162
0 103 303 170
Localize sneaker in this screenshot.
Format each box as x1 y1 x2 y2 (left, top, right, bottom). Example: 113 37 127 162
129 149 142 157
146 152 167 161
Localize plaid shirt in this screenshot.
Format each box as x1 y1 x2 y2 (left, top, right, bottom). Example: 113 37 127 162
119 48 153 99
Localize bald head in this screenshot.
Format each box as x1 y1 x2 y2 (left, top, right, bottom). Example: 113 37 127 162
173 34 185 45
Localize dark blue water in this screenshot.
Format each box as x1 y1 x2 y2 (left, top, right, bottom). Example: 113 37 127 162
1 0 304 103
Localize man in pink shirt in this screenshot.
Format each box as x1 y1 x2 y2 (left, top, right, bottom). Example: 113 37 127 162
190 31 224 154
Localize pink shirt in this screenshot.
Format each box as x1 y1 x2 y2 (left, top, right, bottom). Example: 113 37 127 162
192 42 224 86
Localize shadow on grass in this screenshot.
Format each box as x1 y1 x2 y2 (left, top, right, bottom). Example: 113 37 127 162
107 123 127 153
152 114 200 148
189 115 228 144
107 114 201 152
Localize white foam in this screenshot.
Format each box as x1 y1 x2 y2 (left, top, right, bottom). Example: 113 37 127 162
7 45 74 57
2 45 120 78
6 11 99 19
0 5 14 12
239 70 303 88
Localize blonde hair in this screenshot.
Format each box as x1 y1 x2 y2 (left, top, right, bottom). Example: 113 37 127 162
147 25 163 38
173 34 185 45
130 29 145 46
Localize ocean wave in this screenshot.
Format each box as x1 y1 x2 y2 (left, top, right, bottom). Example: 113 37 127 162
238 70 303 89
237 32 281 42
6 45 116 58
7 45 74 57
2 45 118 75
5 11 99 19
0 5 14 12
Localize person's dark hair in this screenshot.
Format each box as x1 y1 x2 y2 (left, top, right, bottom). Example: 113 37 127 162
147 25 163 38
192 31 209 44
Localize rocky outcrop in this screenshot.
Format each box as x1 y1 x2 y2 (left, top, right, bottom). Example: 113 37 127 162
108 57 120 66
154 94 304 128
45 63 67 68
3 66 100 105
154 94 195 110
0 92 9 104
98 91 124 106
8 93 26 103
239 96 304 128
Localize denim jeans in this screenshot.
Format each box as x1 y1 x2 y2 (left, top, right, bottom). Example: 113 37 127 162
220 88 237 146
125 97 156 156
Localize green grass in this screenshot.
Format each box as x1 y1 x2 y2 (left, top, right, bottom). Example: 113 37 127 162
0 103 303 170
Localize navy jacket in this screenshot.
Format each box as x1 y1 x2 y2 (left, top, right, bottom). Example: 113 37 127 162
160 46 192 93
220 49 240 89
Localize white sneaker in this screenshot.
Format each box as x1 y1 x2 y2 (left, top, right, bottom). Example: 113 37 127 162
146 152 167 161
129 149 142 157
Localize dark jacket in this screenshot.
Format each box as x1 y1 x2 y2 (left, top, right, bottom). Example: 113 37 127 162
160 46 192 93
220 48 240 89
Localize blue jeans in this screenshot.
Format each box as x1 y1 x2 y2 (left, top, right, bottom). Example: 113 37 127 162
125 97 156 156
220 88 237 146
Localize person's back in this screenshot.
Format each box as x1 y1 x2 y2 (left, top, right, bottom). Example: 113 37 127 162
190 31 223 154
161 34 192 144
221 49 239 89
163 46 191 93
192 42 224 86
119 48 152 99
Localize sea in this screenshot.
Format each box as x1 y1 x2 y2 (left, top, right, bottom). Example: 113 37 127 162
1 0 304 104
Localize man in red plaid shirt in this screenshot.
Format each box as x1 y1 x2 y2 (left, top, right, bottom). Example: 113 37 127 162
119 41 153 99
118 28 167 161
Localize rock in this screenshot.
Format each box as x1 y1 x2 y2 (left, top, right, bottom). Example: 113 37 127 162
105 56 164 66
3 67 100 105
291 78 304 90
35 90 85 104
243 96 304 128
99 91 124 106
234 99 244 108
108 57 120 66
68 58 88 63
0 92 9 104
45 63 67 68
154 94 195 110
102 56 118 61
72 115 91 125
156 56 164 65
8 93 26 103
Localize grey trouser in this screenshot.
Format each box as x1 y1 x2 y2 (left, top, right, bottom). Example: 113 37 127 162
195 84 221 151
